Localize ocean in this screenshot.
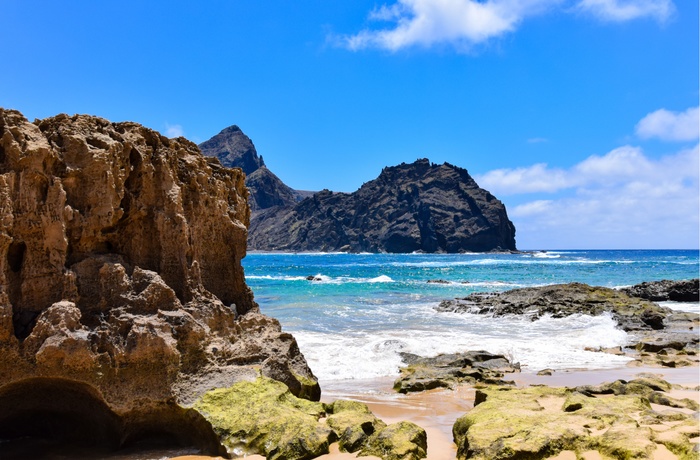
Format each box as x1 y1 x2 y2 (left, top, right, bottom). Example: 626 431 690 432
244 250 700 384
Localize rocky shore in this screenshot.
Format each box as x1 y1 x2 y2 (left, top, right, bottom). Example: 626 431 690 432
1 109 697 460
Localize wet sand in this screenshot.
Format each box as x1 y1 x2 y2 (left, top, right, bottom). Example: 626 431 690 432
317 365 699 460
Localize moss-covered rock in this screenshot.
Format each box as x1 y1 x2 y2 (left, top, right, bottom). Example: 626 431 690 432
193 378 427 460
453 379 698 460
193 376 330 460
324 399 387 452
359 421 427 460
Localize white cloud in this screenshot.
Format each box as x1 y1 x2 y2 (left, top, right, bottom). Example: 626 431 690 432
341 0 675 51
576 0 674 22
477 163 572 194
484 144 699 249
635 106 699 142
165 123 184 138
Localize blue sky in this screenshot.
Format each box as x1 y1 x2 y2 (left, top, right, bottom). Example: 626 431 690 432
2 0 697 249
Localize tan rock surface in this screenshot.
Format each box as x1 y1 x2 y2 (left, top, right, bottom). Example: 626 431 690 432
0 109 319 452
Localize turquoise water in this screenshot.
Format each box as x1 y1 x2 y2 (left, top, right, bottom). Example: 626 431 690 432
243 250 699 382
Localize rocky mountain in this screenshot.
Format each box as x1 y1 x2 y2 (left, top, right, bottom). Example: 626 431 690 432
249 159 517 253
199 125 309 212
0 109 318 454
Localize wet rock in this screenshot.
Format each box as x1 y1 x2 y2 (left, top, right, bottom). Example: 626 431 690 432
454 377 699 460
393 351 518 393
537 369 554 376
435 283 674 332
427 279 450 284
359 421 427 460
622 278 699 302
325 399 387 453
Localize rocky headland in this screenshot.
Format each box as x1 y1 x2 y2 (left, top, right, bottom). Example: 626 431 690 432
248 159 516 253
199 126 517 253
0 109 322 455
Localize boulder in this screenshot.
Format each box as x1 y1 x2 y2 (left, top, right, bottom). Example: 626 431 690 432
325 399 387 453
359 421 428 460
194 377 331 460
393 351 519 393
622 279 699 302
0 109 318 453
454 377 699 460
194 377 426 460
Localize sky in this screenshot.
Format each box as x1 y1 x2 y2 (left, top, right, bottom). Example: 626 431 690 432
1 0 698 249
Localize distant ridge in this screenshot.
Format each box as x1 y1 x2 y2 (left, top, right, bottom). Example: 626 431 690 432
200 127 517 253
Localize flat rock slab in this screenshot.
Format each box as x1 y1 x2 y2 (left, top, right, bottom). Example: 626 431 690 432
454 376 699 460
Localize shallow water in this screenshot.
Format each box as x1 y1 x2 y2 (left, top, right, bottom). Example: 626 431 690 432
244 250 699 382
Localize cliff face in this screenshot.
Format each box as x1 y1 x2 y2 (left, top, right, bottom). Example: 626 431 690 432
0 109 318 453
199 126 307 212
249 159 517 253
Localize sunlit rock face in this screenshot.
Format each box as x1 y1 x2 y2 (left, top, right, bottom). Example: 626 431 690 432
0 109 319 452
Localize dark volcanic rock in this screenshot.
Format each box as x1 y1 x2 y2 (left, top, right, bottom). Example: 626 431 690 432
198 125 264 175
435 283 673 331
393 351 519 393
199 126 307 212
621 278 699 302
249 159 517 253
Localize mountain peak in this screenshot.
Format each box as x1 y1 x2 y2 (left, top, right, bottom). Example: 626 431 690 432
199 124 264 175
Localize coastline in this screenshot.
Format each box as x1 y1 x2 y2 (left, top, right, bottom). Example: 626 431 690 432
177 364 699 460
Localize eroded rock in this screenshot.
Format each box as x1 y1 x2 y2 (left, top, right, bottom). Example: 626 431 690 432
394 351 519 393
194 377 426 460
0 109 318 452
453 377 699 460
622 278 699 302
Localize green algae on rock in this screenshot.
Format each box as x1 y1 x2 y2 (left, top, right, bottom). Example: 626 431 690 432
359 421 428 460
194 377 330 460
193 377 428 460
453 378 700 460
325 399 387 453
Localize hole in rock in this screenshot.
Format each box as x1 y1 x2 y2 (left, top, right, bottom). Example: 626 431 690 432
7 241 26 273
0 378 122 459
0 378 227 459
12 309 40 341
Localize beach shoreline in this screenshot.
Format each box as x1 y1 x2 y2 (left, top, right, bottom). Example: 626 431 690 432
175 364 699 460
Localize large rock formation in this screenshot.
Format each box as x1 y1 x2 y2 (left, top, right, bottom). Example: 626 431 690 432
249 159 517 253
622 278 699 302
0 109 319 454
435 283 673 331
199 125 310 212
